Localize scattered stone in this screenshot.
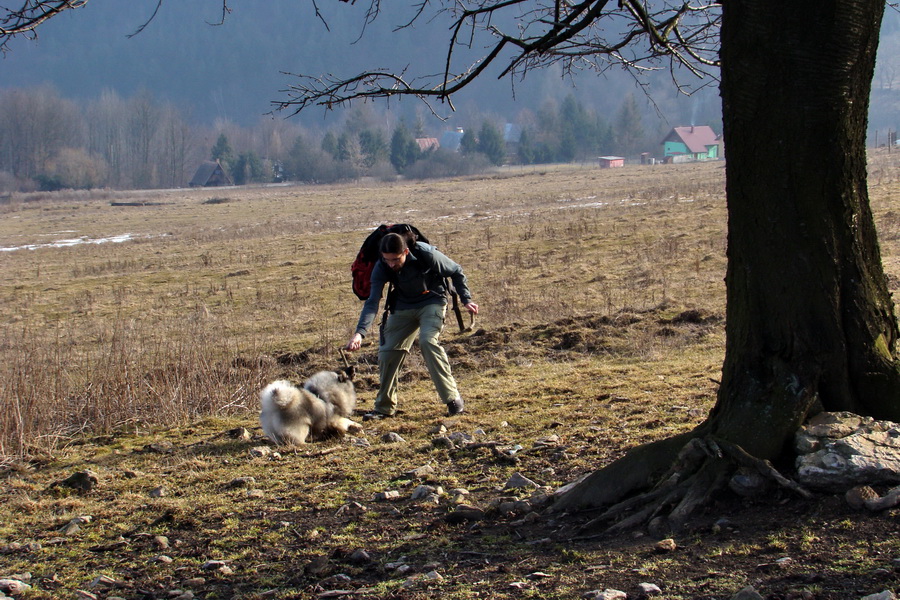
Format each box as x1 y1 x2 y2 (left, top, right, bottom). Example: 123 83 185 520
449 488 470 504
201 560 232 574
728 468 770 497
635 582 662 597
526 571 552 579
56 470 100 492
182 577 206 587
122 470 141 479
249 446 274 458
227 476 256 488
448 432 473 444
490 496 519 510
859 484 900 511
88 574 118 588
385 559 408 571
404 465 436 479
0 579 31 595
860 592 896 600
712 518 737 533
731 586 764 600
655 538 677 552
429 424 448 435
583 589 627 600
505 472 539 489
151 555 173 564
381 432 406 443
227 427 252 440
373 490 401 502
411 485 443 500
445 504 485 524
0 542 40 554
335 501 367 515
795 412 900 489
431 436 455 449
755 557 793 572
846 485 881 509
73 590 98 600
352 437 371 448
154 535 170 549
143 441 175 453
348 549 371 564
148 486 167 498
529 490 552 508
424 570 443 581
534 435 560 448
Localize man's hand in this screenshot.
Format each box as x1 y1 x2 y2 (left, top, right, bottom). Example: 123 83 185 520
346 333 363 351
464 302 479 315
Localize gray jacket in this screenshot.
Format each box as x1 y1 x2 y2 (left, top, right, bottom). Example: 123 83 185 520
354 242 472 337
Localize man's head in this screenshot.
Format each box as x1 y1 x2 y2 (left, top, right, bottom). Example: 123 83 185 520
380 232 409 272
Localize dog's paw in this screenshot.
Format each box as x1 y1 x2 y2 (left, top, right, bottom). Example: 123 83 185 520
346 421 364 434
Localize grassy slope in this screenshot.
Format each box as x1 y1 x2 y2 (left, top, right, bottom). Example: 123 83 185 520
1 157 899 598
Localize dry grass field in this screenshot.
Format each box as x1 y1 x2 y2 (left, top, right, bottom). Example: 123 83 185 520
1 155 900 599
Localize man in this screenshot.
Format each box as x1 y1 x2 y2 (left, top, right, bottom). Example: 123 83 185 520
345 232 479 419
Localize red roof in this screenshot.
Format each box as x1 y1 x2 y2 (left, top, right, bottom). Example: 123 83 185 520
416 137 440 152
668 126 719 153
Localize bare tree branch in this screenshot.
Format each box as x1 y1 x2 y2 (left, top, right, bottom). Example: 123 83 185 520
0 0 721 114
0 1 89 50
273 0 721 115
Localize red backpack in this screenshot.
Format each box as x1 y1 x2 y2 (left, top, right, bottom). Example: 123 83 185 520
350 224 428 301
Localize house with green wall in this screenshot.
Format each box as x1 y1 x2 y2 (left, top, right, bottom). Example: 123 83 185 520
661 126 722 162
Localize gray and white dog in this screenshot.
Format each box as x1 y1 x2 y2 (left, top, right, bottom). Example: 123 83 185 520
259 370 363 445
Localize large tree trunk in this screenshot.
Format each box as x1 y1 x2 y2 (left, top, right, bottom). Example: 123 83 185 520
717 0 898 456
554 0 899 527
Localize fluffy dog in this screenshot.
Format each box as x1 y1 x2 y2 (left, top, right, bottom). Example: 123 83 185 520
259 371 363 445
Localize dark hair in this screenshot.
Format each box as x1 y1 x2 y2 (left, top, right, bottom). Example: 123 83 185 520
380 232 408 255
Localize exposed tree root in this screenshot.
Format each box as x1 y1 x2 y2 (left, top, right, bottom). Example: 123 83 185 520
555 435 811 537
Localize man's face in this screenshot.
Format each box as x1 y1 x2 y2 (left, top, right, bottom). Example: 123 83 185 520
382 249 408 272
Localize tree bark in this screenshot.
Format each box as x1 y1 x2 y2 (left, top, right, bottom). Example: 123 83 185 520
717 0 899 451
554 0 900 526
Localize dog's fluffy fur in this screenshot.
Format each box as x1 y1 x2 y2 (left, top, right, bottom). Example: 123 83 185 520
259 371 362 445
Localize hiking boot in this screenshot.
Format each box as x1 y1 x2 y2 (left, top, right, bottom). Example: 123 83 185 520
446 397 465 416
363 410 392 421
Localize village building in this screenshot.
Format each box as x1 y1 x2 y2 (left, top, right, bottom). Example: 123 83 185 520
189 159 233 187
415 137 440 153
597 156 625 168
439 127 465 152
660 126 722 163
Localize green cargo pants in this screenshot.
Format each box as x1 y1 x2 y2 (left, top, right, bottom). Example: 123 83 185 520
374 302 459 416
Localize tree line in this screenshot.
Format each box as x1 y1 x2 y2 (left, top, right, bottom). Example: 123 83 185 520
0 83 671 193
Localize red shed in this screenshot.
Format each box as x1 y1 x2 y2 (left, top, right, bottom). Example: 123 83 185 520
597 156 625 168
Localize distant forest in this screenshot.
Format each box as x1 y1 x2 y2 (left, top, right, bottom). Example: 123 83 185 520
0 84 688 191
0 1 898 192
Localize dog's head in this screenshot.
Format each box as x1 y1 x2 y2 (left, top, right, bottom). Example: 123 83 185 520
339 365 355 381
